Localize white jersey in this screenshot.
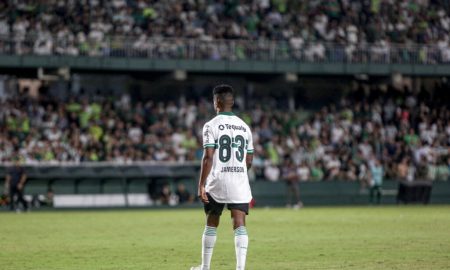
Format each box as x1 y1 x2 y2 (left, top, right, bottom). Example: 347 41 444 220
202 112 254 203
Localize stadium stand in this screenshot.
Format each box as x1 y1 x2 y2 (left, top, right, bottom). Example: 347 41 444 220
0 1 449 208
1 0 450 62
1 86 449 183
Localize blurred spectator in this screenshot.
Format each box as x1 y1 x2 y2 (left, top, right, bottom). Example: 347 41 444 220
0 193 8 207
281 158 302 209
159 184 172 205
31 188 54 208
325 152 341 180
342 159 357 181
175 183 193 204
264 160 280 182
310 161 325 182
416 156 430 181
397 157 410 181
297 162 310 182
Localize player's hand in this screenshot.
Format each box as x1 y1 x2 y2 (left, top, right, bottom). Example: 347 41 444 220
198 187 209 204
18 183 23 191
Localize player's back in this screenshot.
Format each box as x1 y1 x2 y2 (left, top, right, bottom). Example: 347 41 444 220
202 112 254 203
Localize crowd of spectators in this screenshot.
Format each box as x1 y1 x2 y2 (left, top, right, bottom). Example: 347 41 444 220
267 88 450 185
0 86 449 184
1 0 450 62
0 93 207 164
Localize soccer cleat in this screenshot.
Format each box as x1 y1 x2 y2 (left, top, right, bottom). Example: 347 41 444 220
190 266 203 270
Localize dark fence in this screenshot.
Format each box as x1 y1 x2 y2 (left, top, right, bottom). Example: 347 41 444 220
1 164 449 207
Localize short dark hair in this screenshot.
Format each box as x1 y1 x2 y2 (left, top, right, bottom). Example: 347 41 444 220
213 84 234 96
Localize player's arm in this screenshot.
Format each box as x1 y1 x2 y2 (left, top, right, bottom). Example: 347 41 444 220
246 128 254 170
246 153 253 170
4 173 11 187
18 171 27 190
198 147 215 203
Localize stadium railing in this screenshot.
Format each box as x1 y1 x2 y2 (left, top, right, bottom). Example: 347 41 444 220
0 34 447 64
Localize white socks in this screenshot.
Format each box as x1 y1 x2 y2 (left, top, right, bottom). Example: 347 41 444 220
201 226 217 270
200 225 249 270
234 226 249 270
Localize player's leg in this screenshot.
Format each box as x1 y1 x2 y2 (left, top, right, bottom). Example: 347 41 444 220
286 183 292 207
230 207 249 270
206 213 220 227
376 186 382 204
292 182 302 209
200 213 220 270
369 186 374 204
193 194 224 270
230 208 245 229
17 188 28 211
9 186 16 211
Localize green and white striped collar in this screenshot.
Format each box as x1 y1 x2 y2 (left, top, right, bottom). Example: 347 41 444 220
218 112 235 116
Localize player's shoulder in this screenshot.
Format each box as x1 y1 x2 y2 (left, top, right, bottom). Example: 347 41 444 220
203 116 219 129
204 113 252 132
233 115 252 133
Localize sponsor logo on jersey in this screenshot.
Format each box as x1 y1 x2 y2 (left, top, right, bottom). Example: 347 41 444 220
219 124 246 132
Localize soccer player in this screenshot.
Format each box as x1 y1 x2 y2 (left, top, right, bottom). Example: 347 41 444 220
369 159 384 204
191 85 254 270
5 156 28 212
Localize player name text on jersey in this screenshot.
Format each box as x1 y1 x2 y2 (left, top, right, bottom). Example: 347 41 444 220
220 166 245 173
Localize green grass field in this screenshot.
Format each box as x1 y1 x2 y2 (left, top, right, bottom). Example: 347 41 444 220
1 206 449 270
